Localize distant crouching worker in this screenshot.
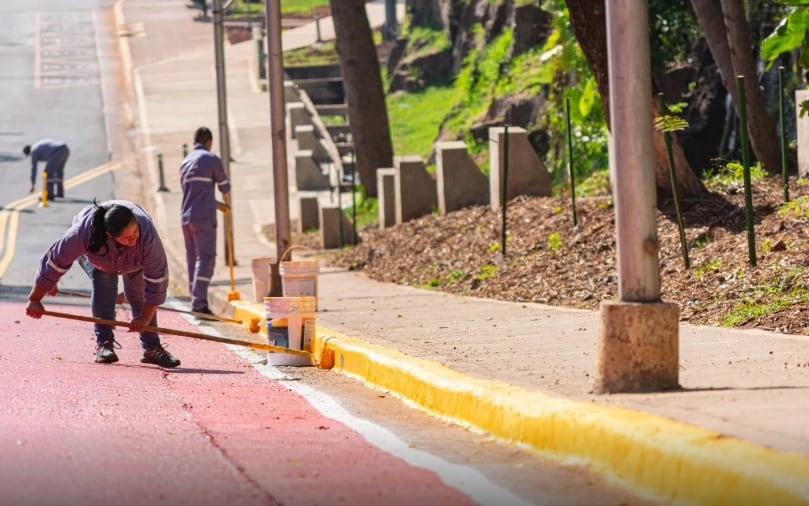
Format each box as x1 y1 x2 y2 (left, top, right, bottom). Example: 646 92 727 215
23 139 70 199
179 126 231 315
25 200 181 368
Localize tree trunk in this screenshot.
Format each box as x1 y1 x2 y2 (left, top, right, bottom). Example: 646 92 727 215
330 0 394 197
565 0 704 199
692 0 780 173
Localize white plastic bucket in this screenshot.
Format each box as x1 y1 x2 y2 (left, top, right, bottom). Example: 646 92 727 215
264 296 316 366
279 260 319 309
250 257 274 303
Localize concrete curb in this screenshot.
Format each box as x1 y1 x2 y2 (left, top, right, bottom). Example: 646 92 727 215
234 301 809 506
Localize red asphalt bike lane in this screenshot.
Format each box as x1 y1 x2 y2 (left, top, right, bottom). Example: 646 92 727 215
0 300 475 506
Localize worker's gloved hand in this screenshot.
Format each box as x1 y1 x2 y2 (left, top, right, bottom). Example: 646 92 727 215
26 300 45 319
129 315 149 333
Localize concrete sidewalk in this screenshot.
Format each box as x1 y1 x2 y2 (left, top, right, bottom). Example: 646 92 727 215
119 1 809 504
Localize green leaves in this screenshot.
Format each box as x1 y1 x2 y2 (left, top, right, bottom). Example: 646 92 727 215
761 8 809 69
654 115 689 133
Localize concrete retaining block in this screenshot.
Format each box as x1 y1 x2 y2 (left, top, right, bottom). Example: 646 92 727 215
320 204 358 248
295 125 330 163
797 90 809 178
377 168 396 229
283 80 300 103
287 102 311 140
395 155 436 224
436 141 488 214
489 126 552 210
294 150 330 190
298 196 319 233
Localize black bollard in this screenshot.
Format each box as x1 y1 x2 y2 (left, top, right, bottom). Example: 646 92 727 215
157 153 169 192
315 13 322 44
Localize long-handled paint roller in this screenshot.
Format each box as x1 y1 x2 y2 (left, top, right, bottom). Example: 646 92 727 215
222 200 240 301
56 289 260 332
41 309 310 358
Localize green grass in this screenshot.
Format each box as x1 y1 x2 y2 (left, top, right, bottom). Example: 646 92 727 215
388 85 457 158
281 0 327 16
342 186 378 229
229 0 328 17
284 41 338 66
721 267 809 326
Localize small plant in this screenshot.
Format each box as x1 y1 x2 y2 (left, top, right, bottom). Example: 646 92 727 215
446 269 466 285
694 258 721 279
547 232 563 251
779 195 809 218
424 277 441 289
761 239 772 255
476 264 498 280
692 234 711 249
704 159 767 190
487 241 502 253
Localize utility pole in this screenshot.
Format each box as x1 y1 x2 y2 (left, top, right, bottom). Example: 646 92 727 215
213 0 235 264
595 0 679 394
265 0 291 296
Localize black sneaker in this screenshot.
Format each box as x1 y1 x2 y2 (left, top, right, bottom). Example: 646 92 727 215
194 306 214 315
95 340 120 364
141 345 181 368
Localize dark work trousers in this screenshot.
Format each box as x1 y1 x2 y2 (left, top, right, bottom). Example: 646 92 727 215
182 221 217 312
78 255 161 348
44 145 69 198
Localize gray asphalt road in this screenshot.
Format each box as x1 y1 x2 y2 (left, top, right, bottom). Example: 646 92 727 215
0 0 120 294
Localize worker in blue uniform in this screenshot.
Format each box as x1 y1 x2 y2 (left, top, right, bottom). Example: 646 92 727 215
23 139 70 199
25 200 181 368
179 127 231 315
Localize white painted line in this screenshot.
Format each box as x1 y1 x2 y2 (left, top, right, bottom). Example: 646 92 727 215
230 344 534 506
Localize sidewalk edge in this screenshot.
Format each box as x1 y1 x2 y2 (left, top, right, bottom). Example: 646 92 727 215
235 296 809 505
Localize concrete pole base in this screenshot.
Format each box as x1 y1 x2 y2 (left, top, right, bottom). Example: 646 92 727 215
595 300 680 394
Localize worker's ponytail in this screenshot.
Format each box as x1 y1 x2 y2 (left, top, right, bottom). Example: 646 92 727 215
88 201 134 254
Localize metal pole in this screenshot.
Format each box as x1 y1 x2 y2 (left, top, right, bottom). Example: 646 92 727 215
383 0 397 40
565 97 578 228
606 0 660 302
213 0 235 265
778 66 789 203
265 0 291 295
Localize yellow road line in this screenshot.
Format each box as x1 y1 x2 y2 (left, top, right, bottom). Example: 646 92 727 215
64 160 121 189
0 161 122 278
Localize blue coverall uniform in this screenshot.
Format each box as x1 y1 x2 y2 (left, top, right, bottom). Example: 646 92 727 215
179 144 231 312
32 200 170 348
29 139 69 199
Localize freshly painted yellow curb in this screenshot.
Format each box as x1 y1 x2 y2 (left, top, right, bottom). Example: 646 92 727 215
313 326 809 506
232 302 809 505
231 300 267 333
